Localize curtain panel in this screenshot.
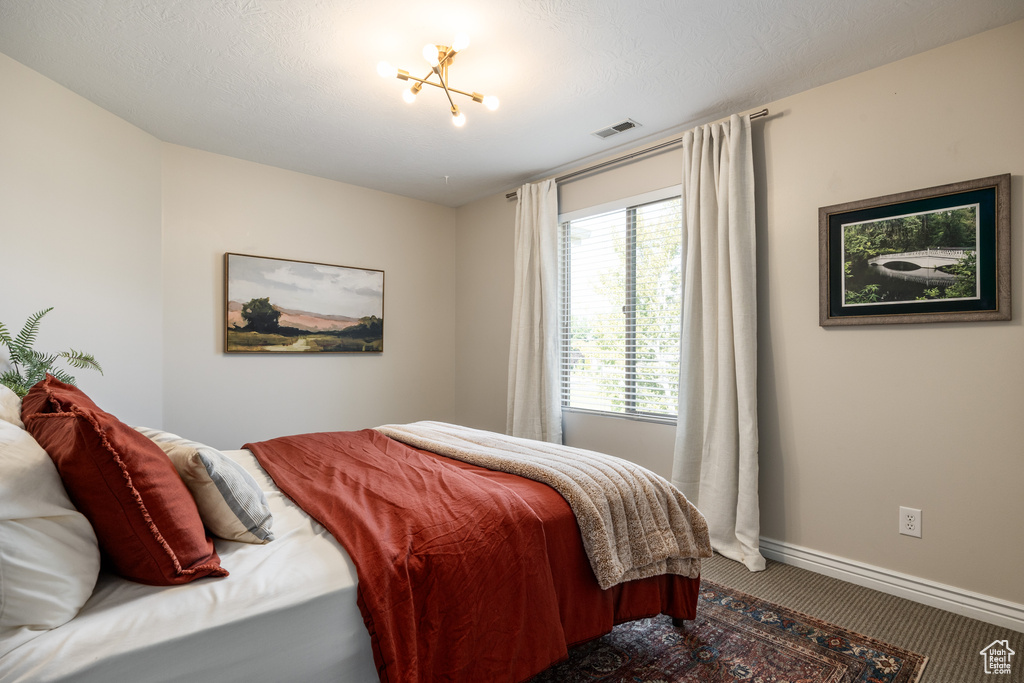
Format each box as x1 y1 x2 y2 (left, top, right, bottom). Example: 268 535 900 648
507 179 562 443
672 114 765 571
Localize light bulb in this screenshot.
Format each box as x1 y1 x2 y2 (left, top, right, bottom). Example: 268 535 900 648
376 61 398 79
452 111 466 127
452 33 470 52
483 95 499 111
402 88 417 104
422 43 440 67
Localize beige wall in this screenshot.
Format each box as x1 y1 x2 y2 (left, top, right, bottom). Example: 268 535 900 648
0 52 164 426
756 20 1023 604
1 50 460 452
453 192 517 432
454 20 1024 603
160 145 459 449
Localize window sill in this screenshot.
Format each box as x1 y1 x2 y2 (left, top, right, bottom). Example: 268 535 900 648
561 406 677 426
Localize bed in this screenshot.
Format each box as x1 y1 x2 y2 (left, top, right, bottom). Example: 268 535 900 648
0 376 711 683
0 445 377 683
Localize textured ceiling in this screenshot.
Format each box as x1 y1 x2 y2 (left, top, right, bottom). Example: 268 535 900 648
1 0 1022 207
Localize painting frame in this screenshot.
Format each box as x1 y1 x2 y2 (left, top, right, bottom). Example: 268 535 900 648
818 174 1010 326
224 253 384 353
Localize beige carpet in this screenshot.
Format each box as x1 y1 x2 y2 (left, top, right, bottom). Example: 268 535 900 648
700 554 1022 682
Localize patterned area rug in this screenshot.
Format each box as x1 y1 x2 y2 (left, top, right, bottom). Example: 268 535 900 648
529 580 928 682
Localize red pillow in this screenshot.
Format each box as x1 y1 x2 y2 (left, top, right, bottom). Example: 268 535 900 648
22 376 228 585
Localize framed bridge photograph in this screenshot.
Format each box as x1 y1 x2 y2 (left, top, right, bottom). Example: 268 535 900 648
819 174 1010 326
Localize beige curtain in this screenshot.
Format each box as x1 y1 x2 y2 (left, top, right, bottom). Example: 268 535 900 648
672 114 765 571
506 179 562 443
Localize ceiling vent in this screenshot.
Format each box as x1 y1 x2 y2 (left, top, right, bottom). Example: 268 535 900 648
592 119 642 140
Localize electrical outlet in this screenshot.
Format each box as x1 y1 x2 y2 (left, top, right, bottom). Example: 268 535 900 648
899 506 922 538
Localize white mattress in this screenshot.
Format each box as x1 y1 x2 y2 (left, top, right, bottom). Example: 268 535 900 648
0 449 378 683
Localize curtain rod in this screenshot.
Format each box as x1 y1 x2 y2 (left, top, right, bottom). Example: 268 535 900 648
505 108 769 200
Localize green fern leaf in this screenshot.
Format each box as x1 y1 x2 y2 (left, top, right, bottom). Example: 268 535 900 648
4 337 27 365
23 349 57 373
0 370 31 398
14 308 53 352
48 368 78 386
23 366 50 388
0 308 100 395
0 369 25 386
60 350 104 374
24 348 54 363
20 349 55 389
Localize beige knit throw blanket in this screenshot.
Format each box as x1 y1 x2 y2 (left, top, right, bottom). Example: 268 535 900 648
375 421 712 590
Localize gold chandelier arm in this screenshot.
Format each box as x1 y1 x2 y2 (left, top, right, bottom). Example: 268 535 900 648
430 65 458 111
445 86 484 102
396 73 485 104
398 68 438 86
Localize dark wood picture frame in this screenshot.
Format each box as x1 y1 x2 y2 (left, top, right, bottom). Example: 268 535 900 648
819 174 1010 326
225 253 384 353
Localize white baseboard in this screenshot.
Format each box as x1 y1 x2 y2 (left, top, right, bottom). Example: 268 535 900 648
759 537 1024 633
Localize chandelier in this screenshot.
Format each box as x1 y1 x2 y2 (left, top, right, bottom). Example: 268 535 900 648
377 34 499 127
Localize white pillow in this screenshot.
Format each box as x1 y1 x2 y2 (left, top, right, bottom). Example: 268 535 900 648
135 427 275 544
0 419 100 657
0 383 24 428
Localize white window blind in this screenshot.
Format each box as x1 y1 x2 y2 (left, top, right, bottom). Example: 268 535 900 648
560 192 682 419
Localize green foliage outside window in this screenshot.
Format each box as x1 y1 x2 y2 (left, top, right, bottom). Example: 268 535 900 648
564 197 681 417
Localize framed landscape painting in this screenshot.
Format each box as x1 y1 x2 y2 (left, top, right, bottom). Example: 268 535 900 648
225 253 384 353
819 174 1010 326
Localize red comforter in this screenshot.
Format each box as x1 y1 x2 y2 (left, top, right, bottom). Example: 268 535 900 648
245 429 698 683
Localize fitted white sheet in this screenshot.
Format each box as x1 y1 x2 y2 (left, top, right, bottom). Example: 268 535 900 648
0 449 378 683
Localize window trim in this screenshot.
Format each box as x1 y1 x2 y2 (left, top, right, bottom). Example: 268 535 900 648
557 185 682 224
561 405 678 426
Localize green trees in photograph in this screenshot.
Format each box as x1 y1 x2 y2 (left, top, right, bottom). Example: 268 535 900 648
240 297 281 333
943 251 977 298
336 316 382 341
844 207 976 267
844 207 977 303
916 251 977 300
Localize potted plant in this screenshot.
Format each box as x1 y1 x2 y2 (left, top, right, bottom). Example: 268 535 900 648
0 307 103 397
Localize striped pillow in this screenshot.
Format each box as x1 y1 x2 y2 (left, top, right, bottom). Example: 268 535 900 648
135 427 274 545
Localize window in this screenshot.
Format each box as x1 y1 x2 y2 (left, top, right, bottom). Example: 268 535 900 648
560 189 682 420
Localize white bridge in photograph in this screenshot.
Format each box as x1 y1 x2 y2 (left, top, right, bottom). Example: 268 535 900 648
868 248 973 269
